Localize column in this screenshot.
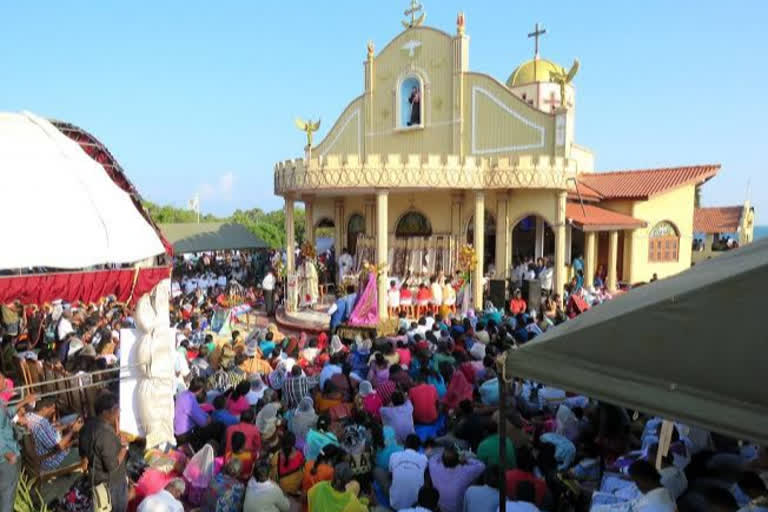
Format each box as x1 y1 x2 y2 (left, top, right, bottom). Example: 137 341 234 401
584 231 597 289
304 196 314 247
553 191 567 294
607 230 618 292
333 199 345 256
450 192 464 238
364 196 376 237
495 193 510 278
535 217 545 259
285 197 295 275
376 190 389 319
473 191 485 310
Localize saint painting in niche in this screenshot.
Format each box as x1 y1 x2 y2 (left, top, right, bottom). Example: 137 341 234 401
401 76 422 127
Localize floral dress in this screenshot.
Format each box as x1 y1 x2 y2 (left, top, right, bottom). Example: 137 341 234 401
201 472 246 512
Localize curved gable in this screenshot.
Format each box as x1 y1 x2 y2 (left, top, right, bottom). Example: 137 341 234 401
464 72 556 157
313 95 363 158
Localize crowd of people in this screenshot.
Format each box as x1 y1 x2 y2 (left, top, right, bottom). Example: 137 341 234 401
0 248 765 512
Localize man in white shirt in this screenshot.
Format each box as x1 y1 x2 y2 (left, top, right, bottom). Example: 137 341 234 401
262 269 276 316
627 460 677 512
57 310 74 341
137 478 185 512
338 248 353 283
539 263 553 295
389 435 429 510
399 486 441 512
429 277 442 311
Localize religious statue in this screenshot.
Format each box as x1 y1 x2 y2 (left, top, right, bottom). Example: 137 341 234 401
367 40 375 60
456 11 465 36
549 59 580 107
133 279 175 448
298 257 319 309
295 117 321 147
407 85 421 126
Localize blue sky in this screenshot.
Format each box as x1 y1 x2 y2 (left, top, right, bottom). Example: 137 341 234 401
2 1 766 220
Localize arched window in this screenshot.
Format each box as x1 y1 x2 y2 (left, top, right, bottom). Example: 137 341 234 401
347 214 365 255
399 75 423 128
395 211 432 237
648 221 679 262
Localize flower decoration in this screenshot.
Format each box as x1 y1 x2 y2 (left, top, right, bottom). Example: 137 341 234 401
458 244 477 272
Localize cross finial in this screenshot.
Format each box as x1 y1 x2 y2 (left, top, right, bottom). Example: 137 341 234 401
402 0 425 29
527 22 546 60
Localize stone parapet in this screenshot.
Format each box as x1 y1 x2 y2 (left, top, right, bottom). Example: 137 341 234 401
274 153 577 195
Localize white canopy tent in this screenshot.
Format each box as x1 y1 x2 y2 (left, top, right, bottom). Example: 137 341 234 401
0 111 166 270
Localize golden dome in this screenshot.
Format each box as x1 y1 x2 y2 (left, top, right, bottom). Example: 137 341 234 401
506 58 566 87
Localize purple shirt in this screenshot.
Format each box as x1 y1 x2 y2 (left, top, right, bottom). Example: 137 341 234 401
174 390 209 435
380 400 415 443
428 454 486 512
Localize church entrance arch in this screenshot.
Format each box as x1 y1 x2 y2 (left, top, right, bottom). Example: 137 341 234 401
511 214 554 262
395 211 433 238
347 214 365 256
466 211 496 274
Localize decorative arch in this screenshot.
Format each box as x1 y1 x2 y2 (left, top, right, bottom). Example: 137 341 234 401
395 210 432 238
465 211 497 243
347 213 365 255
315 217 335 229
395 67 430 129
648 220 680 262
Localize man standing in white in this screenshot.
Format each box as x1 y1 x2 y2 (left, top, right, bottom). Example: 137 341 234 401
389 434 429 510
262 268 276 316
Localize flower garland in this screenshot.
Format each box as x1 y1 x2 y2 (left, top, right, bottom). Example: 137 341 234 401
458 244 477 274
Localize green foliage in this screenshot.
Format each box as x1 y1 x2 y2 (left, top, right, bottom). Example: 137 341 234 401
145 200 307 250
14 469 49 512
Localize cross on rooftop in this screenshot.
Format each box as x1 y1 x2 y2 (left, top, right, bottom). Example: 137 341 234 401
528 22 546 59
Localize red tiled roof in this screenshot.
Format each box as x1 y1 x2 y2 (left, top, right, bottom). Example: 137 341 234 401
566 203 647 232
578 164 720 200
693 206 743 234
569 181 603 201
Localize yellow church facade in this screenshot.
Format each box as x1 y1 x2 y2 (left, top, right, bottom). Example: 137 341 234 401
274 7 721 315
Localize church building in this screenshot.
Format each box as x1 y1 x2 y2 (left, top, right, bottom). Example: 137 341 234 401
274 5 722 313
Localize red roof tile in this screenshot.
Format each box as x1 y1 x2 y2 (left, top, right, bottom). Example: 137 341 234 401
566 203 647 231
578 164 720 200
569 181 603 201
693 206 743 233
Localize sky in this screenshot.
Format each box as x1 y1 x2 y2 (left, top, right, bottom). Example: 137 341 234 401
2 1 766 220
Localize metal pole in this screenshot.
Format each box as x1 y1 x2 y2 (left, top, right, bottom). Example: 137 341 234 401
498 368 508 512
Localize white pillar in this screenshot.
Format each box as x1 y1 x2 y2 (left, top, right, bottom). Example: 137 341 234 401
495 193 510 278
473 192 485 310
554 191 567 294
333 199 345 256
607 230 619 292
584 231 597 289
285 197 295 275
535 216 545 258
304 196 315 247
376 190 389 319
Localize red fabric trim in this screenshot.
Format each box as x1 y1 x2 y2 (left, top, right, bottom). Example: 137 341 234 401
0 267 170 305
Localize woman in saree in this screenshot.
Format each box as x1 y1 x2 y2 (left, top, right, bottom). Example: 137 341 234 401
290 396 318 450
270 431 305 496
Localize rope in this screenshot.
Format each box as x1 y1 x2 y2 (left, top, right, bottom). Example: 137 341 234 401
126 267 141 305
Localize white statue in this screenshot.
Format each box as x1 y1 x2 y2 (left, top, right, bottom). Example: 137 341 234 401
133 279 176 448
298 259 319 308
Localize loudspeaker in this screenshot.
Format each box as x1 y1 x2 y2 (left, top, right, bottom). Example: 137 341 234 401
527 279 542 310
489 279 507 310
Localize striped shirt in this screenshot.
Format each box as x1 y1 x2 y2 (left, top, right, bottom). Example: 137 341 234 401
26 412 67 470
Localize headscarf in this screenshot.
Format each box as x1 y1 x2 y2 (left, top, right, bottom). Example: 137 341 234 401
356 336 372 354
267 323 285 342
442 369 474 410
290 396 318 441
255 401 281 440
375 426 403 469
317 332 329 351
469 342 486 361
330 335 344 355
358 380 374 397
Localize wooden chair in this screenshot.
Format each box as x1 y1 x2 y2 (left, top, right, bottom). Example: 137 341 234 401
21 434 85 489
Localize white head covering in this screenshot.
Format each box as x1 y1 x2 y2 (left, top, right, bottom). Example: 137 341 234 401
358 380 374 397
330 335 344 355
470 342 486 361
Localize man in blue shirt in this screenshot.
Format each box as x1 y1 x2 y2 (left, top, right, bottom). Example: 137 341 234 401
342 285 358 321
327 291 348 333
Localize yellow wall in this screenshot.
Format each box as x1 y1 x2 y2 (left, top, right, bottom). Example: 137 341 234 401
625 185 695 282
313 96 364 158
463 73 555 158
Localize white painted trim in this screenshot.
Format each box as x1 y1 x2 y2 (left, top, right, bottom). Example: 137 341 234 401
471 86 545 155
319 108 361 158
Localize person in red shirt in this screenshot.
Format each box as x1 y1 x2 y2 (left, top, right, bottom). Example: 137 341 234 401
408 370 439 424
509 288 528 315
505 446 548 507
224 408 261 462
395 340 412 369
